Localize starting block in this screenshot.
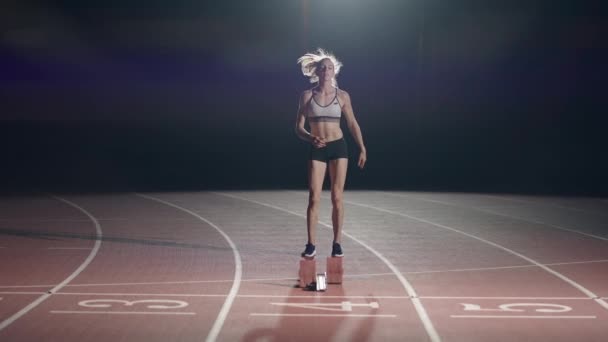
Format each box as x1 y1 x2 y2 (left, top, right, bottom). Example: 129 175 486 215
298 258 316 289
326 257 343 284
298 257 344 290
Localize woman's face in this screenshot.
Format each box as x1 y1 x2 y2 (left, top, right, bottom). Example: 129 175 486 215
316 59 335 82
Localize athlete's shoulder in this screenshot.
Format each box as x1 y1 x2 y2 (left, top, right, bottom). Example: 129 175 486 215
336 88 351 103
336 88 350 96
300 89 314 101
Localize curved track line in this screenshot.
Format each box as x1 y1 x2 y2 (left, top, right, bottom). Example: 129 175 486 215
342 196 608 311
216 192 441 342
135 193 242 342
0 196 103 331
483 194 608 217
389 192 608 242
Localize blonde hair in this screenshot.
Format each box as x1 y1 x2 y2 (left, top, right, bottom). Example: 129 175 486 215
297 48 343 87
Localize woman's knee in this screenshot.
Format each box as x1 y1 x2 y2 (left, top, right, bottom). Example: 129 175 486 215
308 192 322 208
331 190 343 207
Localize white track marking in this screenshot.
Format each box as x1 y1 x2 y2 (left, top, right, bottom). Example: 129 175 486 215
270 301 379 312
0 285 53 289
3 258 607 291
1 291 595 301
451 315 596 319
22 276 299 288
216 192 441 342
401 259 608 275
51 292 413 299
0 274 397 289
343 197 608 312
250 313 397 318
0 218 90 222
136 193 241 342
386 192 608 242
78 298 188 309
0 279 256 289
544 259 608 266
50 310 195 315
47 247 91 250
483 194 608 217
0 217 196 222
422 296 592 300
461 302 572 313
0 196 103 331
0 292 48 295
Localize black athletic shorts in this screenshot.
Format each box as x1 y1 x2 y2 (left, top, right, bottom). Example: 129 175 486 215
309 137 348 162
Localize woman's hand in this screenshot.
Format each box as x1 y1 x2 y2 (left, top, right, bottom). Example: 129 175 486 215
311 135 327 148
358 150 367 169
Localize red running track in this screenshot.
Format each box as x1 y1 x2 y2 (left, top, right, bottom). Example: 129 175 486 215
0 191 607 341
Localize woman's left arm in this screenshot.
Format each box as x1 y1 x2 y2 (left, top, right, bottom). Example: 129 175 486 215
340 90 367 169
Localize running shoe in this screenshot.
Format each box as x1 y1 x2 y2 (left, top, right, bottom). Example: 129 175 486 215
301 243 316 258
331 242 344 257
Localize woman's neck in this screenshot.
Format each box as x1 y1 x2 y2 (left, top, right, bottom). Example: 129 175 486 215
316 81 334 94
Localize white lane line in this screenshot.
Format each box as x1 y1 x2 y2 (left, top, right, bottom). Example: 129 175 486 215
0 279 250 289
0 247 91 251
4 258 607 291
1 291 594 301
0 292 48 295
136 193 242 342
401 259 608 275
483 194 608 217
0 218 196 222
0 196 103 332
96 218 199 222
50 310 195 315
545 259 608 266
451 315 596 319
0 285 53 289
318 258 608 278
52 292 412 299
270 301 380 311
216 192 441 342
360 259 608 276
0 277 303 289
344 197 608 312
250 313 397 318
387 192 608 242
48 247 91 250
422 296 592 300
0 218 90 222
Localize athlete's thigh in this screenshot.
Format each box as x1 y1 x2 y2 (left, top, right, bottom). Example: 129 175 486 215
328 158 348 191
308 160 327 194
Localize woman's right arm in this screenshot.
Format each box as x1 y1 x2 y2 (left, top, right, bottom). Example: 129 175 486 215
295 91 326 148
295 91 312 142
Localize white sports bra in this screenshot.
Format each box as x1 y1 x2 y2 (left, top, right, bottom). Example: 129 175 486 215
307 87 342 122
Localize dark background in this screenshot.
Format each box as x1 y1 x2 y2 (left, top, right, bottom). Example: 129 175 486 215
1 0 606 195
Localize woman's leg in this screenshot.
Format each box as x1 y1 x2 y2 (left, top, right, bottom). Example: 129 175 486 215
328 158 348 244
307 160 327 245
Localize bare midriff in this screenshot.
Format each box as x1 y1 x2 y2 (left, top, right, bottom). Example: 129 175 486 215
309 121 343 142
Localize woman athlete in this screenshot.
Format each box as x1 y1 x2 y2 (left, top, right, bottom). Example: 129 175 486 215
295 49 367 258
